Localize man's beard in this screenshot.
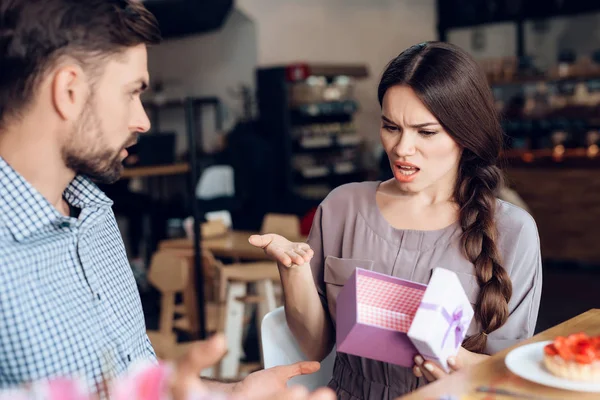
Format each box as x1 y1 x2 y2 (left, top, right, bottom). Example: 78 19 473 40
62 100 135 184
65 146 124 184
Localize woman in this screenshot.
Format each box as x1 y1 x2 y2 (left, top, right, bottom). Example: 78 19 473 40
249 41 542 399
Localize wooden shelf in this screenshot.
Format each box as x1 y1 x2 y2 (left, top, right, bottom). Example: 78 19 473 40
304 64 369 79
490 71 600 87
501 148 600 168
293 133 362 153
504 148 582 158
272 63 369 80
502 116 600 125
121 163 190 179
142 96 220 109
257 64 367 204
291 100 359 117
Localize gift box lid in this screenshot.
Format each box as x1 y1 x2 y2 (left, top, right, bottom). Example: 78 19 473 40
407 267 475 369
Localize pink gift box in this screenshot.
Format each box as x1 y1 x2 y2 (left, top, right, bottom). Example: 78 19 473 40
336 267 474 371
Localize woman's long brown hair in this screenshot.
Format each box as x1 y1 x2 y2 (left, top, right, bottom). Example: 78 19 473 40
377 41 512 352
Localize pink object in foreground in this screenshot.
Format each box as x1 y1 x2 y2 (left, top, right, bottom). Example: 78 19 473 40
111 361 173 400
0 361 232 400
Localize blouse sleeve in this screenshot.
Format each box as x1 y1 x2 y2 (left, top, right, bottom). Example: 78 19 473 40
485 213 543 354
307 204 328 309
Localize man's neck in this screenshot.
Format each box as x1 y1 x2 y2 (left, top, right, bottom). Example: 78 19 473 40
0 119 75 215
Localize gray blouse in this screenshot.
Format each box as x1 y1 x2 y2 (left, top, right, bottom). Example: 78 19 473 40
307 181 542 400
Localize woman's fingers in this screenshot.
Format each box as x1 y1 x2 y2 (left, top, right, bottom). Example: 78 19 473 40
291 246 313 264
413 355 449 383
412 365 423 379
285 250 308 266
249 234 313 267
447 356 462 372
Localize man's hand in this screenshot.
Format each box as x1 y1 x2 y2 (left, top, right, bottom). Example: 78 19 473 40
234 361 323 399
169 334 229 399
170 334 335 400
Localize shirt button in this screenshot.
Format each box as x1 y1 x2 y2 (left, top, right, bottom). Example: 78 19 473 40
127 354 132 362
60 221 71 228
96 293 101 301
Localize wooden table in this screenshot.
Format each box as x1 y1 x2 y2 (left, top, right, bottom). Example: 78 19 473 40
401 309 600 399
159 230 307 261
121 162 190 179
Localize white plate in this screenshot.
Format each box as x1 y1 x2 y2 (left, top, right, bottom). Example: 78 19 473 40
505 341 600 392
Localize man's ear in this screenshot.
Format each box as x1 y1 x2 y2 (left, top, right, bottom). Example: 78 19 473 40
51 64 88 121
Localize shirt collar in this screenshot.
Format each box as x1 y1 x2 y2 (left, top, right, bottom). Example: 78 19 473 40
0 157 113 242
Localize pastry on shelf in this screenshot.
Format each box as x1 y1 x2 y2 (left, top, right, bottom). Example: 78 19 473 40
543 332 600 381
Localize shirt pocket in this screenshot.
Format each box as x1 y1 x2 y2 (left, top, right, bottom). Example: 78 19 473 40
324 256 374 324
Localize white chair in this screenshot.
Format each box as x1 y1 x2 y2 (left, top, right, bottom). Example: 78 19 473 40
261 307 336 391
205 210 233 229
196 165 235 200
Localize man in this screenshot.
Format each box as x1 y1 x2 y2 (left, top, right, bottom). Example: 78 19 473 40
0 1 332 398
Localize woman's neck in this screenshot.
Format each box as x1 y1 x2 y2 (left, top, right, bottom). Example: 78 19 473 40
376 179 459 231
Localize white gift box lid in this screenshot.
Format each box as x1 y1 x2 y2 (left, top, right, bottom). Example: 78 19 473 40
407 267 475 372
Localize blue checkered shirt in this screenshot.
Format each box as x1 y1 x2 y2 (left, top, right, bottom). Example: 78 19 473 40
0 157 156 392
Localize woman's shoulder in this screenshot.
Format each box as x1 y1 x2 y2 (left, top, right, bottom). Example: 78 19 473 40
495 200 542 297
495 199 540 259
319 181 379 210
495 199 538 235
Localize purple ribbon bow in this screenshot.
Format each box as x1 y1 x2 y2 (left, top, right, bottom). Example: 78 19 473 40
420 303 468 349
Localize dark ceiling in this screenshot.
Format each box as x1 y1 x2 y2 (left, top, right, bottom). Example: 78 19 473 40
143 0 234 39
438 0 600 30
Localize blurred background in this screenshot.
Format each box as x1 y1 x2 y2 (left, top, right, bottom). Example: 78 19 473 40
114 0 600 379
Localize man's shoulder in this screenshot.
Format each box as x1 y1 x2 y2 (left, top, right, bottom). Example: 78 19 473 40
0 218 17 257
0 227 31 288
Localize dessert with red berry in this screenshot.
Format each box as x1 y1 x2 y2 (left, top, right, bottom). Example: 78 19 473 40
543 332 600 381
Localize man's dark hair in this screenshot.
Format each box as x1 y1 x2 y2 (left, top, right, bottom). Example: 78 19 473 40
0 0 161 127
